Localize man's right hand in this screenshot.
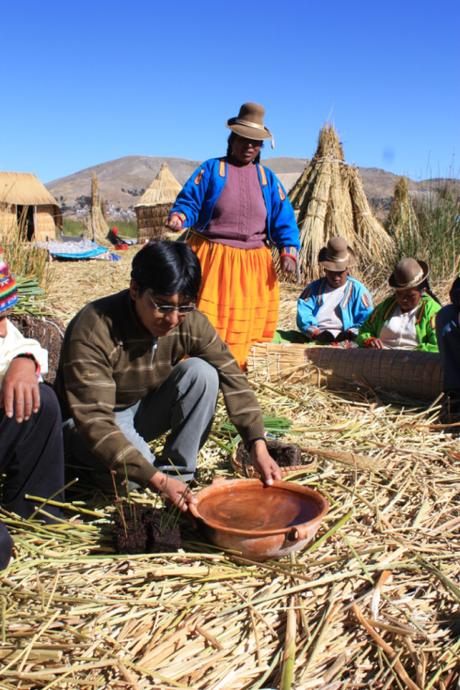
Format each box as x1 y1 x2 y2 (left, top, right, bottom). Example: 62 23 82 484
148 471 196 512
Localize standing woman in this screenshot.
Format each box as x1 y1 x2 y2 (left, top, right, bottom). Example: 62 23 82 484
167 102 300 367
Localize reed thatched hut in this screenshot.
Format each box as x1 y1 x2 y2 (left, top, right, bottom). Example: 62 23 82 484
0 172 62 241
88 173 110 245
135 163 182 241
386 176 419 248
289 125 395 281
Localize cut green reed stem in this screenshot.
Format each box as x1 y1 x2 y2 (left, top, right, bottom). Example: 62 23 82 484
27 477 79 521
305 509 353 553
24 496 105 518
280 598 296 690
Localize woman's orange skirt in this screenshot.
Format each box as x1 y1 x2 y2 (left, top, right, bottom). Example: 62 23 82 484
189 235 280 367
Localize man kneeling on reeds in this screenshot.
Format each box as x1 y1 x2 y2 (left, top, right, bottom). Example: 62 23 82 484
0 248 64 570
55 240 281 510
297 237 373 345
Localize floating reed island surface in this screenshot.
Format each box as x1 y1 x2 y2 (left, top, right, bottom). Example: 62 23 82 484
1 373 459 689
1 248 459 688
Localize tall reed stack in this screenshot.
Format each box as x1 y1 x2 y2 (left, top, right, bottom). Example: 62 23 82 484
89 173 109 245
386 176 420 252
135 163 182 242
289 125 395 282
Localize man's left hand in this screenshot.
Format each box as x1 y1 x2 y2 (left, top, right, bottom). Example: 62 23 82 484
0 357 40 423
280 255 297 274
250 440 282 485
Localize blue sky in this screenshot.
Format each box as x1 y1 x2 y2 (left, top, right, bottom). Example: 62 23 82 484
1 0 459 183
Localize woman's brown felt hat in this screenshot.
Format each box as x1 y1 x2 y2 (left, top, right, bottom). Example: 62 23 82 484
318 237 356 272
388 258 429 290
227 102 273 141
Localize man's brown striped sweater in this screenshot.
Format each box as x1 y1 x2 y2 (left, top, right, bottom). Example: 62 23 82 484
54 290 265 484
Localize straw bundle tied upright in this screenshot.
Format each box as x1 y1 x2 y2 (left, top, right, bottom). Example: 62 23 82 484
386 176 420 248
88 172 109 245
135 162 182 241
289 125 395 282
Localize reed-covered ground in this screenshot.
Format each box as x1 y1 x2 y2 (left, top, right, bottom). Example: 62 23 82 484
3 168 460 687
0 245 459 689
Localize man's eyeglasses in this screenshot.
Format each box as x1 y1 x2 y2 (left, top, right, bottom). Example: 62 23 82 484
147 294 196 314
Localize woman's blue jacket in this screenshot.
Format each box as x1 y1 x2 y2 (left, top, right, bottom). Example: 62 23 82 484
297 276 373 334
170 158 300 251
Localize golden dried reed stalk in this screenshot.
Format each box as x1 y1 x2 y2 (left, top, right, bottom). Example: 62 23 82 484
89 173 109 245
386 176 420 246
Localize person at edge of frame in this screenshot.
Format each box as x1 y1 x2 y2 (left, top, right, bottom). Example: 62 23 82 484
436 275 460 431
0 246 64 570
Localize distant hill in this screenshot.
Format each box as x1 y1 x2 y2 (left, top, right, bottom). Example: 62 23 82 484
46 155 460 220
47 156 200 219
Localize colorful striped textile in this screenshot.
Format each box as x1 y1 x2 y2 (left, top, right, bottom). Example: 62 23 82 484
189 234 279 367
0 247 18 314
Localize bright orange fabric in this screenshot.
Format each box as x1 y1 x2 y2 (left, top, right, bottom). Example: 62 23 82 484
189 235 280 367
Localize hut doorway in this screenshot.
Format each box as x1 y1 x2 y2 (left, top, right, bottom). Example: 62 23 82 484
16 204 35 240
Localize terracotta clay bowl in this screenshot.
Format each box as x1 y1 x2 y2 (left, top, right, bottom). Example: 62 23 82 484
189 478 328 561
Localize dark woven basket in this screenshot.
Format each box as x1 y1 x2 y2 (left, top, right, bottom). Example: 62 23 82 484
10 314 65 384
231 439 316 478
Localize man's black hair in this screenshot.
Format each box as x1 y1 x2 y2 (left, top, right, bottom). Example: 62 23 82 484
226 132 263 165
131 240 202 300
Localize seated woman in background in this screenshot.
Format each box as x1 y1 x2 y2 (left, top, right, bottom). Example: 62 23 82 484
296 237 373 345
357 258 441 352
436 275 460 427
